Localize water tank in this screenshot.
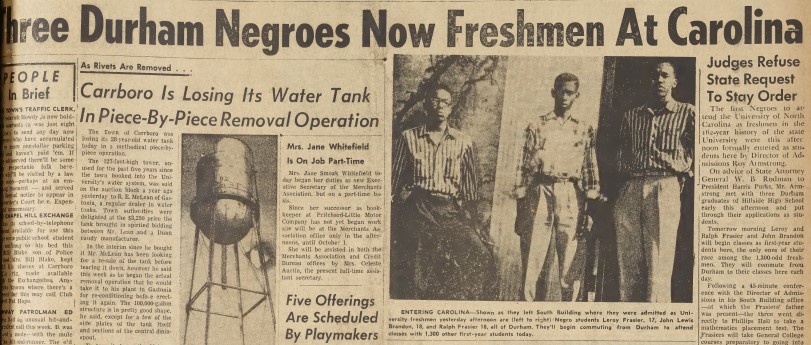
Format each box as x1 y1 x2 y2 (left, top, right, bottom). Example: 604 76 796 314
191 138 258 245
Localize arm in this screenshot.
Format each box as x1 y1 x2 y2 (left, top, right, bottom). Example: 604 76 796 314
391 135 413 202
513 124 536 199
460 142 489 242
683 107 695 177
581 125 602 200
459 142 479 202
615 110 631 180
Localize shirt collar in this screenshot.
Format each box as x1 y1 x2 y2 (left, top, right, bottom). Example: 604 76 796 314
416 124 459 141
645 99 678 115
544 111 576 124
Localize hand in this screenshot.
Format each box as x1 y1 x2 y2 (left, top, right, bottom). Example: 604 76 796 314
475 218 495 250
395 189 411 204
575 214 593 239
585 190 607 202
512 187 527 199
679 173 693 193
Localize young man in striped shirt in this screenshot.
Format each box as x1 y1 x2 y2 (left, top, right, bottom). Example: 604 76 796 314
391 85 495 300
614 61 695 302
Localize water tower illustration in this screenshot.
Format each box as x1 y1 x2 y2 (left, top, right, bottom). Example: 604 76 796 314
183 137 275 345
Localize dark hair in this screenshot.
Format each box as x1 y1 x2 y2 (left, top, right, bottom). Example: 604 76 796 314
425 83 453 99
553 73 579 91
653 60 679 79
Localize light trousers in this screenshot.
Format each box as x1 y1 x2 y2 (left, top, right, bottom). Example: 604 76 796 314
614 176 681 302
522 182 583 301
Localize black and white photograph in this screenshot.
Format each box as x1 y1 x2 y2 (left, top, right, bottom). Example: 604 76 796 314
390 55 695 303
390 55 506 301
180 134 277 344
593 57 695 303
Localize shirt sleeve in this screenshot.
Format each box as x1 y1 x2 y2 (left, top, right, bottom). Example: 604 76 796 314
616 110 631 177
459 142 479 201
515 124 536 191
391 135 412 196
682 106 695 175
580 125 600 193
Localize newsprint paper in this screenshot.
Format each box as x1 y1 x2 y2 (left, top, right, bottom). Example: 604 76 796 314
1 0 809 344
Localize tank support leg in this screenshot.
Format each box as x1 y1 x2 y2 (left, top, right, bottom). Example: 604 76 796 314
204 231 216 345
183 227 202 345
234 244 246 345
255 228 276 326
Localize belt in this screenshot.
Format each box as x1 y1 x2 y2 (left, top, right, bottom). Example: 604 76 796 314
534 174 580 184
409 188 456 200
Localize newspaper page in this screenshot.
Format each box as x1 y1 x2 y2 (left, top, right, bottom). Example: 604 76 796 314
1 0 808 344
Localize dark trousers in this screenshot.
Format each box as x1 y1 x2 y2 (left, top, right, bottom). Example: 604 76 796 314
391 191 496 300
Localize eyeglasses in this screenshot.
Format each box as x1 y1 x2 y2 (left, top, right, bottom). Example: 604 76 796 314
428 97 452 106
